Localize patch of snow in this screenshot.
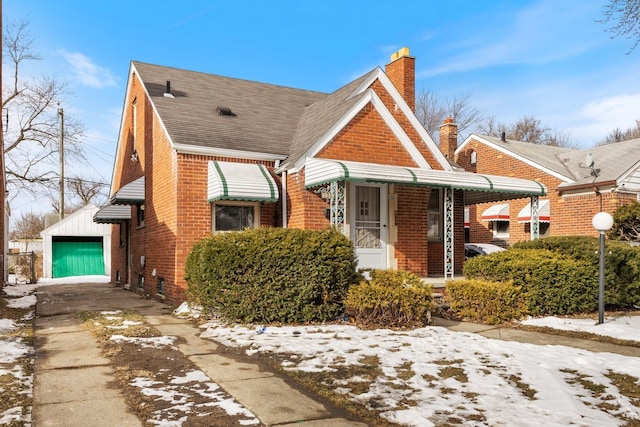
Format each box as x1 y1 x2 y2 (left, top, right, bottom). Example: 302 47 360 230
6 295 37 309
200 320 640 426
173 301 201 318
521 315 640 342
109 335 177 349
0 319 16 332
0 339 32 364
0 406 30 425
37 275 111 286
2 284 38 297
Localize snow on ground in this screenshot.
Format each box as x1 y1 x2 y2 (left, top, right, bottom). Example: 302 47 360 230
521 315 640 342
200 318 640 427
36 275 111 286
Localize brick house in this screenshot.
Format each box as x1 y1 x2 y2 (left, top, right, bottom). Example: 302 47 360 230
95 48 546 304
454 132 640 246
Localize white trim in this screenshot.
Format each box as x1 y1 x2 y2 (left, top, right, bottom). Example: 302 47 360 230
346 68 453 171
457 134 575 183
292 89 430 172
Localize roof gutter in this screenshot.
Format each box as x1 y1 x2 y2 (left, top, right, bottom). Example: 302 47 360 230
558 180 617 194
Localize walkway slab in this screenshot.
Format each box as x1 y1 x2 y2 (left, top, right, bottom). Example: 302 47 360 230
34 366 122 404
35 331 109 370
34 397 141 427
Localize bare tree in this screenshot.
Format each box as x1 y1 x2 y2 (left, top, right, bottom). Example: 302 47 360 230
66 177 108 205
9 212 45 240
599 0 640 53
2 18 86 205
415 89 483 137
599 119 640 144
475 115 573 147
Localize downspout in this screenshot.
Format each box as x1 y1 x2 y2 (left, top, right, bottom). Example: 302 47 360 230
282 171 287 228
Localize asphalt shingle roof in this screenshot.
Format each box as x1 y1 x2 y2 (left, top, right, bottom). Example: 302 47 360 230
133 61 327 157
477 135 640 188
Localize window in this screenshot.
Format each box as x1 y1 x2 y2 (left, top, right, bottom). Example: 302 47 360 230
525 222 550 238
213 203 258 232
470 151 477 164
492 221 510 238
427 188 442 240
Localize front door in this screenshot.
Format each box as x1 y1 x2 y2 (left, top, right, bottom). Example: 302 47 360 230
351 184 388 271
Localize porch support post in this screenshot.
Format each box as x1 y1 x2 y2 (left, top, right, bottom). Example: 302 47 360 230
531 195 539 240
444 187 454 280
330 181 346 233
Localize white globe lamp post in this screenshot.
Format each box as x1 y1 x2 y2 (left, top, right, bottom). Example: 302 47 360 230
592 212 614 325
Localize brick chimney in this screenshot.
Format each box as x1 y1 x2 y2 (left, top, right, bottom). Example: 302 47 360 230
385 47 415 111
439 116 458 160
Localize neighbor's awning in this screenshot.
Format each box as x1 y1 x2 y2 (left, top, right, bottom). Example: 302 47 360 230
208 161 278 202
93 204 131 224
464 207 470 228
110 176 145 205
518 199 551 223
304 158 546 204
481 203 510 221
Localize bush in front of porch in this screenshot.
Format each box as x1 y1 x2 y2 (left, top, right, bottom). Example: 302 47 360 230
184 227 360 323
344 269 434 329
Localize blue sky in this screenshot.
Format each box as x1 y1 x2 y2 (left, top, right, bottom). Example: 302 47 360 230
3 0 640 219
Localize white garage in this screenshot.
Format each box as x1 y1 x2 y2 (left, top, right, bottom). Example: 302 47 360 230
40 204 112 279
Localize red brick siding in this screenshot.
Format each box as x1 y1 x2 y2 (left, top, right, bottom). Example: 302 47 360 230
457 138 636 244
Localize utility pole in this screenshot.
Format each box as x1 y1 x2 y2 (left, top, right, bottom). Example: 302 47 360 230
58 107 64 220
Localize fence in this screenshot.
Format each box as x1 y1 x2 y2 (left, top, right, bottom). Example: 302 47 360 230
7 251 38 284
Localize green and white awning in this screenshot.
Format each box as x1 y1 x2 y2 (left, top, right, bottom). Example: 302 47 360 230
304 158 546 204
208 161 279 202
93 204 131 224
110 176 145 205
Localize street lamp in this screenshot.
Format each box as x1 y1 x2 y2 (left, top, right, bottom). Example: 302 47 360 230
592 212 614 325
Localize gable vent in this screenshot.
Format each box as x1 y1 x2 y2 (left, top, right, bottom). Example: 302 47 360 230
216 106 235 116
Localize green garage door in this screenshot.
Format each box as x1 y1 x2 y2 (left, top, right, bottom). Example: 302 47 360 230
52 237 105 278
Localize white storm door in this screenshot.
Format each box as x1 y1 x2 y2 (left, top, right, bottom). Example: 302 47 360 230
351 184 388 270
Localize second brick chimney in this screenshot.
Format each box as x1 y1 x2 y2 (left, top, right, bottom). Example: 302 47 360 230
439 116 458 160
385 47 415 111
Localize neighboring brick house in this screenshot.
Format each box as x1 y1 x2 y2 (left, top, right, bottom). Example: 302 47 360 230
455 132 640 246
95 48 546 304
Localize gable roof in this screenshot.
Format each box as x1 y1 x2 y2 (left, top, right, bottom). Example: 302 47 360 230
129 61 449 172
457 134 640 191
132 61 326 160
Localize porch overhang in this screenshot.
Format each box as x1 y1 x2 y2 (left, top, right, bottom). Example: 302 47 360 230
208 161 279 202
110 176 145 205
93 204 131 224
518 199 550 223
304 158 546 203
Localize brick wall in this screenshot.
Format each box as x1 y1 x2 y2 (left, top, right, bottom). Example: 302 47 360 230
457 137 636 244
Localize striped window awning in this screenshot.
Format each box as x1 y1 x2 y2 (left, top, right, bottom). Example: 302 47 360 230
208 161 279 202
481 203 510 221
304 158 546 204
110 176 145 205
93 204 132 224
518 199 551 223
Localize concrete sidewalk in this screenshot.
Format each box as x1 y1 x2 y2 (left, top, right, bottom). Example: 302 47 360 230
32 282 640 426
33 282 367 427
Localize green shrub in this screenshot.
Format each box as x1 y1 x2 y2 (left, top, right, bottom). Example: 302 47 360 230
185 227 360 323
344 269 433 328
446 279 528 324
514 236 640 308
463 248 598 316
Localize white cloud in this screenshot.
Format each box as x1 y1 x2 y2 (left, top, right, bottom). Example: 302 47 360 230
418 0 602 78
568 93 640 144
61 51 118 88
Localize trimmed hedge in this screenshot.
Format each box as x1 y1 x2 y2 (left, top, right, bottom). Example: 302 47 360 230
513 236 640 308
446 279 527 324
185 227 360 323
463 248 598 316
344 269 433 328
